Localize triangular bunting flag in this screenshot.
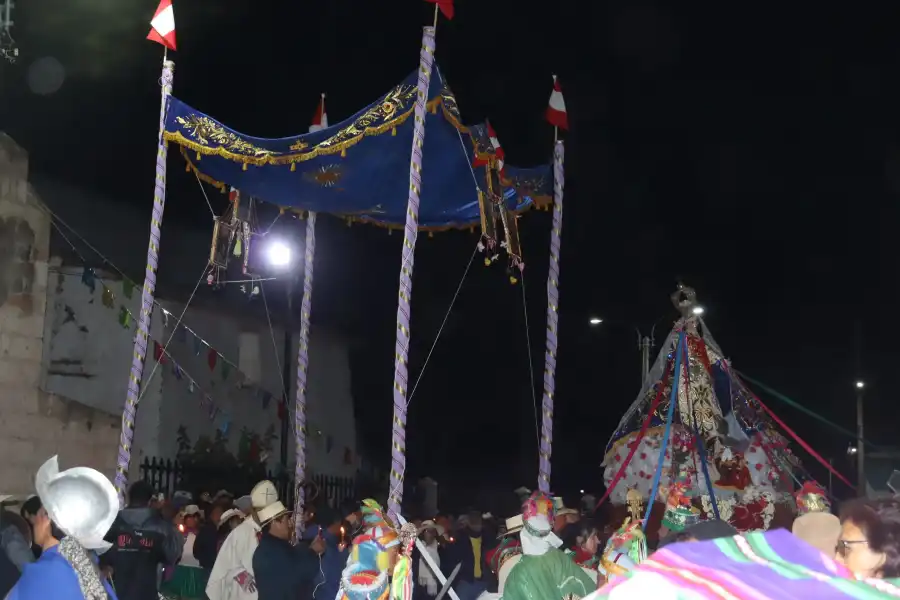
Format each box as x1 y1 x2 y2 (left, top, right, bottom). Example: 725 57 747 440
147 0 177 50
425 0 454 20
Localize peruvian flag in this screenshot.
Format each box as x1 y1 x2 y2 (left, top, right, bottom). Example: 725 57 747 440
229 187 239 203
426 0 454 20
473 121 505 175
309 94 328 133
546 75 568 130
147 0 177 51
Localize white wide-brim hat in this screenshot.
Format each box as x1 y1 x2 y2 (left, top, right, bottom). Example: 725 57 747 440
257 501 291 525
36 456 118 552
218 509 245 528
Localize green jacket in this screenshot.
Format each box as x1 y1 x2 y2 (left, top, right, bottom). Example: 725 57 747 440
502 550 595 600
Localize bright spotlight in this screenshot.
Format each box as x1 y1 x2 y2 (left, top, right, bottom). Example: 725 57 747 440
266 240 291 268
692 306 705 315
848 444 858 456
589 317 603 326
580 489 585 494
856 381 865 389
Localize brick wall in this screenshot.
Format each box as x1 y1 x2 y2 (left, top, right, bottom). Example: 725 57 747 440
0 133 120 495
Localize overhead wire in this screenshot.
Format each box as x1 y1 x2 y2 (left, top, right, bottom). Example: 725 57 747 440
519 273 541 448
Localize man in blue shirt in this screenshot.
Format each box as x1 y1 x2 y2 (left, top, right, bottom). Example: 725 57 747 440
305 506 349 600
253 500 324 600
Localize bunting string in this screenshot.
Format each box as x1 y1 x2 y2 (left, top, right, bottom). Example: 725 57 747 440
41 204 350 463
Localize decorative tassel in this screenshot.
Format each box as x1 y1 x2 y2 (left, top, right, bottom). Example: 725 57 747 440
196 152 201 161
185 163 190 172
242 163 248 171
290 163 296 172
392 127 397 136
341 147 347 158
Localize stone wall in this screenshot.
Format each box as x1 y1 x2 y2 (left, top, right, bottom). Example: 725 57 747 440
0 133 119 495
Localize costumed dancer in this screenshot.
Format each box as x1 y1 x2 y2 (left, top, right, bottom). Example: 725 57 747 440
9 456 119 600
791 482 840 556
499 492 595 600
595 490 647 587
206 480 281 600
656 476 700 541
339 500 401 600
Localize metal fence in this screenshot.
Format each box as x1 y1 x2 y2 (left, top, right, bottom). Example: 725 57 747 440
138 456 357 509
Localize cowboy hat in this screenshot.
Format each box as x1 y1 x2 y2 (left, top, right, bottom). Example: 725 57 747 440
418 520 445 536
499 514 524 538
182 505 201 517
35 456 118 552
218 508 246 528
257 501 292 526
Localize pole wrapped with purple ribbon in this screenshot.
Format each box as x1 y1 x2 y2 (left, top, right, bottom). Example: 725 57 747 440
114 58 174 505
387 26 435 524
294 211 316 538
538 140 564 494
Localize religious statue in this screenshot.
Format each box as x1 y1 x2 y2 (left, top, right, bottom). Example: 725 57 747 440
714 447 752 491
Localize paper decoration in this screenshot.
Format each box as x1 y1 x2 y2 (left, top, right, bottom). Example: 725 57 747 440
81 267 96 293
154 341 167 364
102 286 115 308
221 362 230 381
207 348 217 371
122 278 135 299
118 306 132 329
193 336 203 356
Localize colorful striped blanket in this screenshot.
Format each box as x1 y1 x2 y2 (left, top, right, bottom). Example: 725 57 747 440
587 529 900 600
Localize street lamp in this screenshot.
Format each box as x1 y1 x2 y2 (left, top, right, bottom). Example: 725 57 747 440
692 306 705 315
266 240 292 268
589 317 603 326
856 381 865 389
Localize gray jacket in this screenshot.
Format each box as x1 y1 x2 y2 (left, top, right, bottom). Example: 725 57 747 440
0 521 34 571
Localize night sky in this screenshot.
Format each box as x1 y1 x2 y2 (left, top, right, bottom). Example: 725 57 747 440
2 1 899 498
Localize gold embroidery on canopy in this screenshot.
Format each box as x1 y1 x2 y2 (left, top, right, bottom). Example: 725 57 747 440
304 164 344 188
172 115 276 158
289 139 309 151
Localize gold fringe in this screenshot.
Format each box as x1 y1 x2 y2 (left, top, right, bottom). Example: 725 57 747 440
163 96 445 168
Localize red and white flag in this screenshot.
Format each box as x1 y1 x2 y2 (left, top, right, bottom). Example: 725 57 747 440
546 75 568 130
473 121 505 175
229 187 239 203
426 0 454 20
309 94 328 133
147 0 177 51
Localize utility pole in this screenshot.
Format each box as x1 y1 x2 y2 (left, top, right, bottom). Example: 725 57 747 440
856 380 866 496
636 325 655 385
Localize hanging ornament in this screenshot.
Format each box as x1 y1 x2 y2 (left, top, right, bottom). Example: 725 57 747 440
118 306 132 329
81 267 96 294
172 362 184 380
122 278 135 299
188 379 195 393
221 361 230 381
193 336 203 356
161 310 169 329
102 286 115 308
207 348 218 371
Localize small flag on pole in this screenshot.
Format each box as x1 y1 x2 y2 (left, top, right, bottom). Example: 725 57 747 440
473 121 505 176
426 0 454 20
147 0 177 51
546 75 568 130
309 94 328 133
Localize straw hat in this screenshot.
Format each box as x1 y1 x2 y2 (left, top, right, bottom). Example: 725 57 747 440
218 508 245 528
499 514 524 538
257 501 291 526
35 456 118 551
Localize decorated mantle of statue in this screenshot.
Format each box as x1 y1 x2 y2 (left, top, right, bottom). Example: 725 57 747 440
597 285 814 536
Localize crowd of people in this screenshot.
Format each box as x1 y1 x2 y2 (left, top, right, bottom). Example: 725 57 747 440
2 456 900 599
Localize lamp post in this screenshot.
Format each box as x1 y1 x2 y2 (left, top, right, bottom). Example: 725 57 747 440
856 380 866 495
266 240 294 470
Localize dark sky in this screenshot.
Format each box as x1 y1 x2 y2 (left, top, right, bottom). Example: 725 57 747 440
3 0 900 497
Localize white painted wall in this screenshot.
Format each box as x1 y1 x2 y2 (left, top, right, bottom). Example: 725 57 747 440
41 266 357 479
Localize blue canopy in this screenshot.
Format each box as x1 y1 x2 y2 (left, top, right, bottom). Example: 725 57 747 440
163 66 552 230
